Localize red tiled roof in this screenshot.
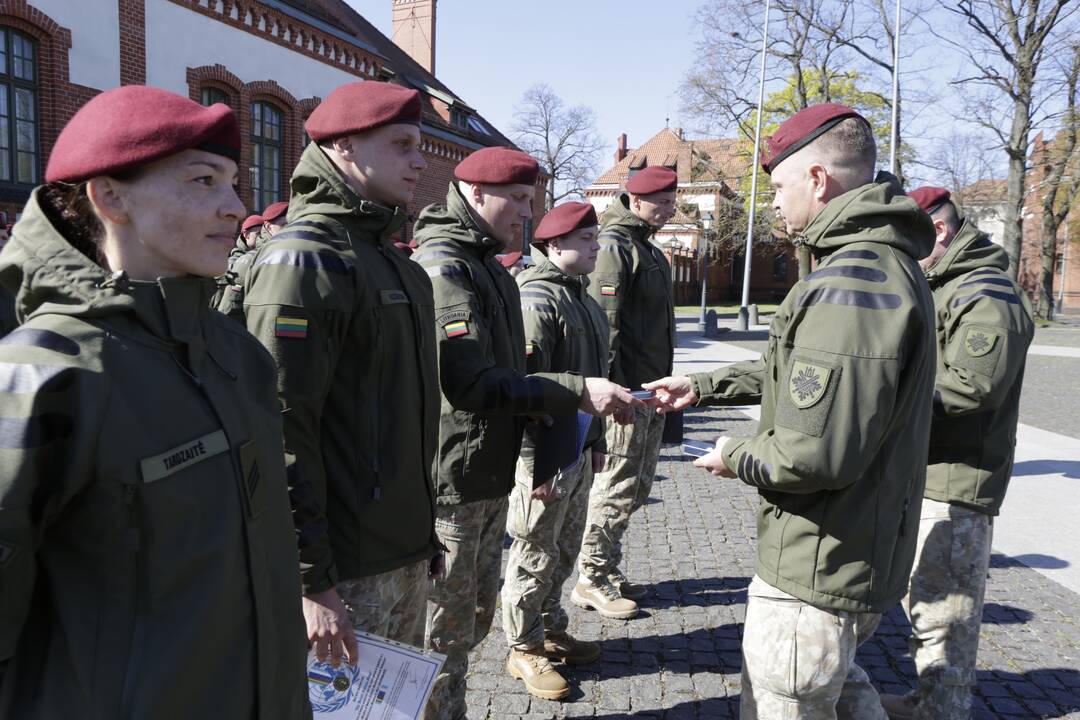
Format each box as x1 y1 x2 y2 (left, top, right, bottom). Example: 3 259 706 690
590 128 749 191
958 179 1007 205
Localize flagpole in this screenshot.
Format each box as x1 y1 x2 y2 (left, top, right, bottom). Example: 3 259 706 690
889 0 902 174
736 0 771 332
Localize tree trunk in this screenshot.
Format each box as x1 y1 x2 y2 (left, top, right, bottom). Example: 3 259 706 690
1002 96 1032 280
1038 214 1058 320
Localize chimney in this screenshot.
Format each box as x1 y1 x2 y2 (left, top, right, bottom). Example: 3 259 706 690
674 127 683 140
615 133 628 163
391 0 437 74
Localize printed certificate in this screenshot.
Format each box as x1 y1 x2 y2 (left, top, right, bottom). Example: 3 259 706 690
307 631 446 719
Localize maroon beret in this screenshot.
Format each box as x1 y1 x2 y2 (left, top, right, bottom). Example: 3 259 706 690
625 166 678 195
497 251 523 268
261 201 289 223
455 147 539 185
762 103 867 174
45 86 240 184
305 81 421 142
908 186 952 214
241 214 263 233
534 202 598 242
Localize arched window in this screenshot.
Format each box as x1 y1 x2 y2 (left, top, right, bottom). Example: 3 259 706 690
0 28 38 186
251 101 282 210
773 252 789 280
200 86 228 107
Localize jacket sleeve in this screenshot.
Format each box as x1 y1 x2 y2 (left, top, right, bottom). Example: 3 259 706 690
517 286 562 476
587 234 631 374
0 335 102 661
720 297 920 495
244 251 348 595
423 259 583 415
934 287 1034 417
689 358 767 406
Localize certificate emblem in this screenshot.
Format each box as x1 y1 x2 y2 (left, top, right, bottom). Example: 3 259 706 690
307 661 358 713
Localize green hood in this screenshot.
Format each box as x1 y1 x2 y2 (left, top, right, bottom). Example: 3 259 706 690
0 188 217 347
599 193 656 240
925 218 1007 288
289 142 406 245
518 254 590 292
800 171 934 261
414 182 502 254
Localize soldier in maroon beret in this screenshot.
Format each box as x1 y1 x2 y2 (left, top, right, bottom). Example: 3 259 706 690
0 86 310 719
646 103 938 719
413 149 638 719
260 200 290 236
574 163 678 620
239 79 444 673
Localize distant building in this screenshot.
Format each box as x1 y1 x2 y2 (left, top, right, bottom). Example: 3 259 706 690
1019 131 1078 313
584 127 797 305
956 179 1007 246
0 0 544 240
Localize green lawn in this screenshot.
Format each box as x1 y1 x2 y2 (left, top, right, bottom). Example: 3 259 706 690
675 303 779 316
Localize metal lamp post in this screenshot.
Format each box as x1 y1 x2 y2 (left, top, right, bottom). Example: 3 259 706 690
736 0 771 332
697 211 715 334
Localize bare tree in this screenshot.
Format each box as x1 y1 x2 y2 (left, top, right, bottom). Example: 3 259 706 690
1035 45 1080 319
920 131 1000 212
943 0 1078 278
511 85 603 209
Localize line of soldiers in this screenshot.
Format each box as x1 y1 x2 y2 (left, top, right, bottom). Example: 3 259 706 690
0 80 1033 720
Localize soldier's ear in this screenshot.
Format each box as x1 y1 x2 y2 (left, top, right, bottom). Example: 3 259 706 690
86 176 130 226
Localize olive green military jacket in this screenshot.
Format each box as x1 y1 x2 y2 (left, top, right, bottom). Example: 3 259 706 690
243 143 439 594
0 190 309 719
689 173 937 613
412 184 585 505
215 231 263 321
588 193 675 390
924 219 1034 515
516 255 610 474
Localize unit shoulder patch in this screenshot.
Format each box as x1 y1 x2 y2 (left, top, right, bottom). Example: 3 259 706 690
600 284 617 296
788 360 832 409
275 316 309 339
963 327 997 357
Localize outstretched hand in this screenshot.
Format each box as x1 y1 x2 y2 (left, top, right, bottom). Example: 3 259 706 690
641 375 697 412
580 377 643 419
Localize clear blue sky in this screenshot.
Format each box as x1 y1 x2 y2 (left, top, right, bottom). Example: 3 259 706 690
349 1 1003 185
351 0 703 173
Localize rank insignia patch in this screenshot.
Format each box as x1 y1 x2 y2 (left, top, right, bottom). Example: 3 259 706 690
445 321 469 338
964 328 996 357
275 316 308 338
789 360 831 409
601 285 617 296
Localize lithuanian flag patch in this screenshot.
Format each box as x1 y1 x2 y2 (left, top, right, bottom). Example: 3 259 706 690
601 284 617 296
275 316 308 338
445 320 469 338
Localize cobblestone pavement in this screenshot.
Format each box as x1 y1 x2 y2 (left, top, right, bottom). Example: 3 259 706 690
464 407 1080 719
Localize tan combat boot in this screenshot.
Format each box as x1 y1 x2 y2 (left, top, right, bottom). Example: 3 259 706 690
608 568 648 600
543 630 600 665
570 577 639 619
878 693 916 719
506 647 570 700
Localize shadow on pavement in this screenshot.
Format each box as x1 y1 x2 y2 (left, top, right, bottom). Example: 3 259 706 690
992 552 1070 569
634 576 751 611
981 602 1035 624
1011 459 1080 479
567 623 745 683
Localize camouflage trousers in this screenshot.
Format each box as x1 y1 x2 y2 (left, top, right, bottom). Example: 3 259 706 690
423 496 509 720
502 451 594 650
741 577 887 719
578 405 664 584
899 498 993 720
337 558 429 648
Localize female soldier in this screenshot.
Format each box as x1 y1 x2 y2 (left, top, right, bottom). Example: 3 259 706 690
0 86 310 719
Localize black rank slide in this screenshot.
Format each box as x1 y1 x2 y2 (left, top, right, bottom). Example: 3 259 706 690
682 440 714 459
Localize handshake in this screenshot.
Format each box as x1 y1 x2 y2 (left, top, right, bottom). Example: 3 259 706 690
578 374 697 424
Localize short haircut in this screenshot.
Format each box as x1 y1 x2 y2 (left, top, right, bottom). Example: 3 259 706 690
930 200 962 234
808 117 877 187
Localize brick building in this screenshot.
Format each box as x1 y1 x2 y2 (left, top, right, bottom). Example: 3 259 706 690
584 127 797 306
0 0 543 240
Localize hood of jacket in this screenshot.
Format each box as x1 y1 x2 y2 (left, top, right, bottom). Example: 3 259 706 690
800 171 935 261
0 188 216 351
413 182 503 255
599 192 657 241
517 254 591 293
925 218 1007 288
288 142 406 245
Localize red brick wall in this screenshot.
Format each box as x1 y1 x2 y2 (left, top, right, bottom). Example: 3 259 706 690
0 0 95 220
118 0 145 85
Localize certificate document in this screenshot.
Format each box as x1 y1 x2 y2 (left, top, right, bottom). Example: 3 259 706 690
307 631 446 719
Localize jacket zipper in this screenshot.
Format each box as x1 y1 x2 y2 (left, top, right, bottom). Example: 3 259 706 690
117 481 145 719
